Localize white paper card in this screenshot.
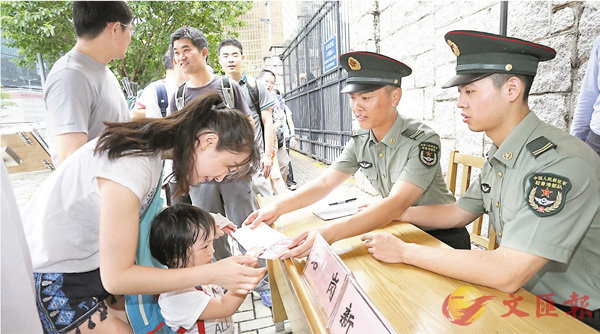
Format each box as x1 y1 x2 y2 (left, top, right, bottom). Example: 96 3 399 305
310 193 359 221
232 223 293 259
210 213 232 230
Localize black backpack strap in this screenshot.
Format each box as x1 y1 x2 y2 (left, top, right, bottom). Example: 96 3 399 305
155 83 168 117
220 75 235 108
175 82 187 111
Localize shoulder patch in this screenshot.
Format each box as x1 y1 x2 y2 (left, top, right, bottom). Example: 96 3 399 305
401 128 424 140
526 173 571 217
351 129 369 137
526 136 556 158
419 142 439 167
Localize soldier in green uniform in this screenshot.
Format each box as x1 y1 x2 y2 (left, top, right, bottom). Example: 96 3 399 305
362 31 600 330
244 51 471 257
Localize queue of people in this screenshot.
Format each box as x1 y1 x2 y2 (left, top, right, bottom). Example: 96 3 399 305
4 1 599 333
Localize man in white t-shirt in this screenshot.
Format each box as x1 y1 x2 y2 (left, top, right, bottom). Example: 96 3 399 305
44 2 133 165
131 46 188 120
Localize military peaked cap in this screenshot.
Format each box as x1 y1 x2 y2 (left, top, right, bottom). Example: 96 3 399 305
339 51 412 93
442 30 556 88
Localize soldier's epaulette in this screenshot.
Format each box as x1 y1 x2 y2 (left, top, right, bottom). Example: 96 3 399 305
351 129 369 137
526 136 556 158
401 128 424 140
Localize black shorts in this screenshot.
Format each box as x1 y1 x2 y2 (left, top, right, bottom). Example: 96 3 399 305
34 269 112 334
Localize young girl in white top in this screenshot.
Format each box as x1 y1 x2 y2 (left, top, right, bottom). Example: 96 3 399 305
150 204 258 334
23 92 266 334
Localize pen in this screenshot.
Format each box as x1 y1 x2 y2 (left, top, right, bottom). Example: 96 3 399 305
329 198 357 206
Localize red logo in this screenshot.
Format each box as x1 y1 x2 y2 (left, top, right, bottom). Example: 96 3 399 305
442 286 495 326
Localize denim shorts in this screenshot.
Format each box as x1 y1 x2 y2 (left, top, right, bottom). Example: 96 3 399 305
34 269 112 334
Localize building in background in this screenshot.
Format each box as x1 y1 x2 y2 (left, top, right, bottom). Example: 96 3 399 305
235 1 310 83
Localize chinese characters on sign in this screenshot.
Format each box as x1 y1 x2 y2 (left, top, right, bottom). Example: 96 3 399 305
328 276 394 334
303 234 350 318
339 303 354 334
327 273 340 302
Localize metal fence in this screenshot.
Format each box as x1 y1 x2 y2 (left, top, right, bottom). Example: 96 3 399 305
280 1 352 163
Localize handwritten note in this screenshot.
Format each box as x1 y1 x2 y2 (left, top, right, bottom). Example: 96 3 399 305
232 223 292 259
302 234 351 318
328 276 395 334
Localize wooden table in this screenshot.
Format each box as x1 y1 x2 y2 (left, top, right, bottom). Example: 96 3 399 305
261 196 595 333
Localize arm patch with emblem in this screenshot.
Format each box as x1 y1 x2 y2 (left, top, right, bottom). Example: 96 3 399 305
526 173 571 217
419 142 439 167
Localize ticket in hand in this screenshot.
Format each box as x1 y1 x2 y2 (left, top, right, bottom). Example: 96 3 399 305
211 213 233 230
232 223 293 259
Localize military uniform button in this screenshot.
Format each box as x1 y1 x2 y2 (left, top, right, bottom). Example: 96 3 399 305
382 175 386 179
379 153 384 158
498 232 503 238
497 171 503 178
495 202 500 208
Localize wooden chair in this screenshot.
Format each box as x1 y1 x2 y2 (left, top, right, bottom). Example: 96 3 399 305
446 150 498 250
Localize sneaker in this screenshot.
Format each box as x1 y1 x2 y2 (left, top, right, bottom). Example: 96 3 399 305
258 289 272 307
288 184 297 191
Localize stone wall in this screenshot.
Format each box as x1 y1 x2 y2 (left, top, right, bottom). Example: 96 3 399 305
346 0 600 169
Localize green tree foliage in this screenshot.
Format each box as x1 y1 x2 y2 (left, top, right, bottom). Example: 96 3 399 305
0 89 17 110
1 1 252 86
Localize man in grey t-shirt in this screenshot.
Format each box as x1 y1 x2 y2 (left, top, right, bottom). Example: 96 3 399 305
218 38 275 197
44 2 132 164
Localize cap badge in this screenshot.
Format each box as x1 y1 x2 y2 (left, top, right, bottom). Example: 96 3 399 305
446 39 460 57
505 64 513 71
348 57 361 71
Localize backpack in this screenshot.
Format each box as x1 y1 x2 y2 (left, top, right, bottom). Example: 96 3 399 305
174 76 267 143
244 76 266 142
175 76 235 111
124 169 176 334
155 83 169 117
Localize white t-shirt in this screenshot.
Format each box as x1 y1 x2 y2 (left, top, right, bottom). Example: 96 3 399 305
137 77 179 118
44 49 129 163
159 285 234 334
22 138 162 273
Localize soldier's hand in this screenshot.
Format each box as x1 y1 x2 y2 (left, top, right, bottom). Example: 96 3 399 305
243 204 279 229
361 232 406 263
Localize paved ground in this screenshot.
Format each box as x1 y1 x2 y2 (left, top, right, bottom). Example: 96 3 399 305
7 149 375 334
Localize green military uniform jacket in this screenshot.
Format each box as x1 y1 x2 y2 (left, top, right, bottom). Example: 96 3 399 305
332 113 455 210
458 112 600 309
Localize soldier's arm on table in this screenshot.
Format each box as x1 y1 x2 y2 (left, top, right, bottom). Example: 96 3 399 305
365 235 548 293
54 132 88 164
245 167 351 227
326 179 425 244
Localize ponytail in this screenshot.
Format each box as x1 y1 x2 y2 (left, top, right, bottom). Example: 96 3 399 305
95 91 258 195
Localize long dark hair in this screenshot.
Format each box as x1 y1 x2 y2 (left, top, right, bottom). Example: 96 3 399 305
149 204 215 269
95 92 258 195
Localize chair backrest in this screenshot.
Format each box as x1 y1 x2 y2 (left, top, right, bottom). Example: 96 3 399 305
446 150 498 250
